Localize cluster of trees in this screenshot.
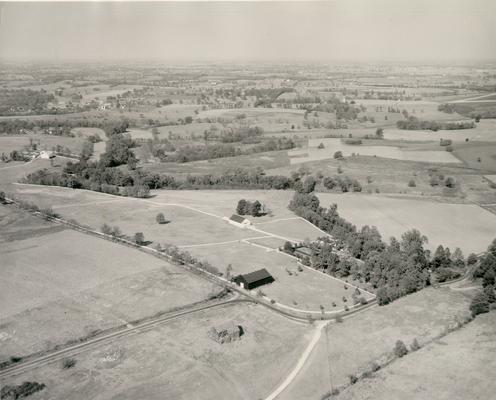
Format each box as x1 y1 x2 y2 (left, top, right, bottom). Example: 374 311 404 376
430 245 466 282
219 126 264 143
161 137 295 163
0 381 46 399
470 240 496 316
157 243 221 276
397 116 475 131
439 102 493 120
323 175 362 193
236 199 264 217
1 150 30 162
288 192 434 304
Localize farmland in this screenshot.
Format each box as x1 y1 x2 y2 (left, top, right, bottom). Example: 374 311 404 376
0 303 312 400
336 311 496 400
0 48 495 400
316 193 496 254
281 287 474 400
0 205 217 358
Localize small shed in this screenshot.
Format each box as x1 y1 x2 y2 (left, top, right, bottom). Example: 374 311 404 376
228 214 251 227
233 268 275 290
208 322 242 344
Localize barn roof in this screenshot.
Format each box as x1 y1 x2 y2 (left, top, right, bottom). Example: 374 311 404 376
240 268 273 284
230 214 246 223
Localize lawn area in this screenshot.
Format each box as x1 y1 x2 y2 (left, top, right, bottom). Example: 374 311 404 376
453 142 496 172
280 287 473 400
0 134 86 155
315 192 496 254
336 311 496 400
0 205 216 358
0 303 312 400
189 241 373 311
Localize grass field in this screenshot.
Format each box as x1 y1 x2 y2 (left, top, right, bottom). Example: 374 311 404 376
281 287 473 400
0 134 86 155
0 205 216 358
189 241 372 311
453 142 496 172
289 138 461 165
336 311 496 400
316 193 496 254
0 303 312 400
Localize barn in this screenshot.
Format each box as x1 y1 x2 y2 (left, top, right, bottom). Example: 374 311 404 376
227 214 251 228
233 268 275 290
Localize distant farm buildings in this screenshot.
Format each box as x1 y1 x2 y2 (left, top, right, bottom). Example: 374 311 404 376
208 322 243 344
39 150 55 159
233 268 274 290
225 214 251 228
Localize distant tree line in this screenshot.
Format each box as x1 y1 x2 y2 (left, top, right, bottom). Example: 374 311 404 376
397 116 475 131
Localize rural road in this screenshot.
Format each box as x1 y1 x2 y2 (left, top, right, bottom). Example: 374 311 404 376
0 297 250 380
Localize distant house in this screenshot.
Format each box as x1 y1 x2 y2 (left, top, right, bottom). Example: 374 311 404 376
39 150 55 159
233 268 275 290
226 214 251 228
208 322 242 344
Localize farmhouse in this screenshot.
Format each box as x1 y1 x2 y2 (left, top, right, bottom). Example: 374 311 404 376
233 268 275 290
39 150 55 159
227 214 251 228
208 322 242 344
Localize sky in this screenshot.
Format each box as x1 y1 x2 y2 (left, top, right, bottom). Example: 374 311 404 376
0 0 495 63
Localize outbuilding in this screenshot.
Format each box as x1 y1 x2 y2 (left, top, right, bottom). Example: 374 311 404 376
233 268 274 290
227 214 251 228
39 150 55 159
208 322 242 344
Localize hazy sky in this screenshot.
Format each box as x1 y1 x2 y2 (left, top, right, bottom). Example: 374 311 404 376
1 0 495 63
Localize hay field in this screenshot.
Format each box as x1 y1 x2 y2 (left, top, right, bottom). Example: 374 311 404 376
0 303 311 400
336 311 496 400
189 242 373 310
453 142 496 172
0 205 215 357
281 287 473 400
288 138 461 164
316 193 496 254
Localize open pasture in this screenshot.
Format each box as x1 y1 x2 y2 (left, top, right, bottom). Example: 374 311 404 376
289 138 461 164
316 192 496 254
189 241 372 311
0 205 215 357
0 134 86 155
0 303 312 400
336 311 496 400
281 287 473 400
453 142 496 172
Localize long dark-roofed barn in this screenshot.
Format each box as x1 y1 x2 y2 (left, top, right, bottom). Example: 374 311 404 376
233 268 274 290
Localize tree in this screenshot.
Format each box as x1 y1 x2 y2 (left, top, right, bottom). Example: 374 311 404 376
333 151 343 159
470 292 490 316
317 142 325 149
483 269 495 287
408 179 416 187
394 340 408 358
375 128 384 138
134 232 145 245
467 253 478 266
410 338 421 351
101 223 112 235
225 264 233 280
283 241 294 254
156 212 166 224
250 200 262 217
0 191 5 203
236 199 248 215
483 284 496 303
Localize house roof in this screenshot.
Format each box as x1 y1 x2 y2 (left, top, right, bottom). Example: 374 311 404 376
230 214 246 223
239 268 273 284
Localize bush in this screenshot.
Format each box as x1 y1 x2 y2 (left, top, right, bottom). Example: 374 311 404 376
1 382 46 399
470 292 490 316
333 151 343 159
410 338 421 351
348 374 358 385
134 232 145 245
156 212 166 224
408 179 416 187
370 361 381 372
394 340 408 357
62 358 76 369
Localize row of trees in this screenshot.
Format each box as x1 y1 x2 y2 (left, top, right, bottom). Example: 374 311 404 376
397 116 475 131
287 192 438 305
